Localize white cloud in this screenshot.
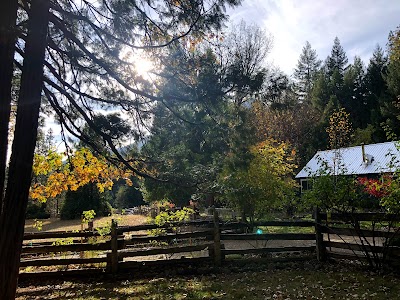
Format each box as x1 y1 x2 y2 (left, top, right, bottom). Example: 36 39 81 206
228 0 400 74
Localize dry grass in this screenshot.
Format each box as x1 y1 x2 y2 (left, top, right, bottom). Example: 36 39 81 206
24 214 148 232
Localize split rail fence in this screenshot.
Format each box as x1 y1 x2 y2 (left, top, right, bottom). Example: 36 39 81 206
316 211 400 265
19 210 400 278
20 211 316 278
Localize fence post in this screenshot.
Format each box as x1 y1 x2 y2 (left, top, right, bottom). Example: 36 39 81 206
111 219 119 274
314 207 326 261
213 208 222 266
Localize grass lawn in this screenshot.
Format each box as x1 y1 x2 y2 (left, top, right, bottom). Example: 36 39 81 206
259 225 314 234
24 214 148 232
16 262 400 299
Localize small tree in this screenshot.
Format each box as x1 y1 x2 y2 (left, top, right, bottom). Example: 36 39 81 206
326 107 353 150
220 139 297 223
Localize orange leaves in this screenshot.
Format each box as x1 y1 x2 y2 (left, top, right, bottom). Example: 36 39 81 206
30 148 133 202
125 177 133 186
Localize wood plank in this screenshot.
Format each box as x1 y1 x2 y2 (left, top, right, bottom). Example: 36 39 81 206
253 221 315 227
23 240 82 246
213 209 222 266
324 241 400 256
24 230 103 240
224 255 316 263
222 246 316 255
124 230 213 246
111 220 119 274
320 227 400 238
20 257 108 267
118 243 213 259
117 224 164 233
21 241 112 254
117 220 213 234
220 233 316 241
320 212 400 222
315 207 326 262
18 268 107 280
118 257 213 269
324 241 379 252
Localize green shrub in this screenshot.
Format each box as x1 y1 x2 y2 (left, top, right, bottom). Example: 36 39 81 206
26 201 50 219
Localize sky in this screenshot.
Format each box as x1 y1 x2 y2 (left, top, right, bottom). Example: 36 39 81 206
227 0 400 75
42 0 400 151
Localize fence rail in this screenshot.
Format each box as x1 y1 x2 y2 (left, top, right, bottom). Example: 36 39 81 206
20 214 319 277
222 246 316 256
319 212 400 222
23 230 104 240
20 257 108 267
20 210 400 278
315 210 400 266
320 227 399 238
220 233 316 241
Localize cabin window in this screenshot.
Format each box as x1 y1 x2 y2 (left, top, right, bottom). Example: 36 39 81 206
300 179 312 193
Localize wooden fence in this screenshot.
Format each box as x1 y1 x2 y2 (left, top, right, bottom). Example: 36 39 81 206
20 219 215 278
315 210 400 267
19 211 317 278
20 209 400 278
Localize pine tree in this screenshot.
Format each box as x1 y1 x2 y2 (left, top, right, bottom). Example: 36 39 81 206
383 27 400 138
365 45 388 107
326 37 348 76
343 56 367 128
0 0 241 298
294 41 321 103
310 69 331 112
364 45 389 141
312 37 348 113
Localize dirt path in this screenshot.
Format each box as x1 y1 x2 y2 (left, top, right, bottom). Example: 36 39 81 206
24 214 148 232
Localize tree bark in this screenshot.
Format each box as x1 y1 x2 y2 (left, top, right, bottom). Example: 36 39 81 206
0 0 49 299
0 0 18 206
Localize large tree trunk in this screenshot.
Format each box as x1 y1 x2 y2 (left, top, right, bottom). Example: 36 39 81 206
0 0 18 207
0 0 49 298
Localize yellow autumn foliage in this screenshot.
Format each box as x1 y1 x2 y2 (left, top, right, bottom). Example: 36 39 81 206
247 139 297 194
30 147 133 202
220 139 298 221
326 108 353 149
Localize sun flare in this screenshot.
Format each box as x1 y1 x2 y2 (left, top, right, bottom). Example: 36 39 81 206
135 58 153 77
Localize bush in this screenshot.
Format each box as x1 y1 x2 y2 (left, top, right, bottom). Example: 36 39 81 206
26 201 50 219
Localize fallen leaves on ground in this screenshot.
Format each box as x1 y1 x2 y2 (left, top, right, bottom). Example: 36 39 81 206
16 261 400 300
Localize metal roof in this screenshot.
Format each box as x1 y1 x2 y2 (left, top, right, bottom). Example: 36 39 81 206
295 141 400 179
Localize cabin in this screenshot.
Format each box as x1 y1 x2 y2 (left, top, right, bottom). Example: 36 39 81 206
295 141 400 193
